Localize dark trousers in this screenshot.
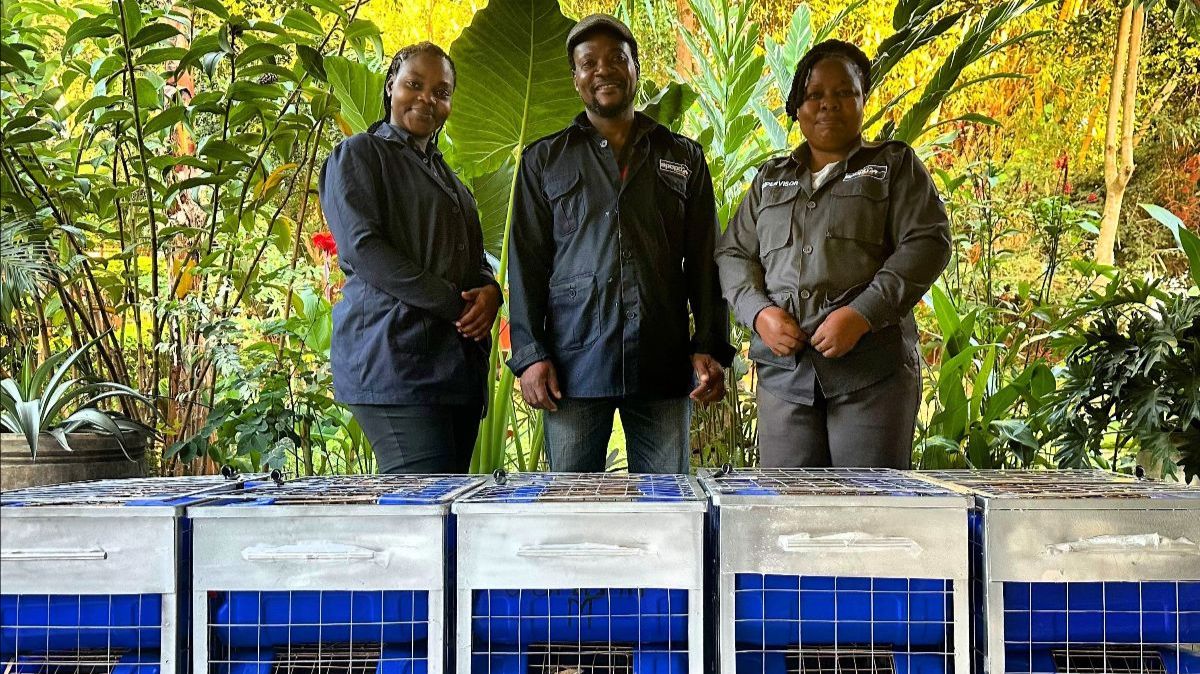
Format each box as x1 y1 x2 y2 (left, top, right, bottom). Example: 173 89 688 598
756 361 920 469
348 403 482 473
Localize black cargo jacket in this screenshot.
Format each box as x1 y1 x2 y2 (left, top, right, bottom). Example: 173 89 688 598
507 112 735 398
319 123 499 406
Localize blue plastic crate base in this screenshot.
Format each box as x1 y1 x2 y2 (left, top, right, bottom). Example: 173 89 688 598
1 594 165 654
1000 580 1200 673
734 650 950 674
470 588 690 674
210 590 429 648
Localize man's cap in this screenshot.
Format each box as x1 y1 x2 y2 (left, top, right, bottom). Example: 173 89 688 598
566 14 639 66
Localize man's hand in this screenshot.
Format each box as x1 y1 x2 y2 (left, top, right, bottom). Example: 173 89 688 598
457 285 502 340
811 306 871 358
519 360 562 412
689 354 726 404
754 306 806 356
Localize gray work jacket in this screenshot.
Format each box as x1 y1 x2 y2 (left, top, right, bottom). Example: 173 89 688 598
716 139 950 403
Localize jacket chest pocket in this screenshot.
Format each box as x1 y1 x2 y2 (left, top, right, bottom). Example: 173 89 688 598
755 187 800 258
544 171 585 237
656 165 688 223
828 178 889 246
547 272 600 352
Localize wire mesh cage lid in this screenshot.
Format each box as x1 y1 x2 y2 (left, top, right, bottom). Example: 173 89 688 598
458 471 701 504
0 475 246 508
700 467 964 498
919 469 1200 500
212 474 484 506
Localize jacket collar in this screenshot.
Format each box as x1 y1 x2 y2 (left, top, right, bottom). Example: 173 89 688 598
372 122 443 158
570 110 663 144
788 135 866 171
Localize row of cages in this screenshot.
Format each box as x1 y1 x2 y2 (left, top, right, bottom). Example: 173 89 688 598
1 469 1197 674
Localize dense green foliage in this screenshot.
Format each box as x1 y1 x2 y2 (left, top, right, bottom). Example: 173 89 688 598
1 0 1197 480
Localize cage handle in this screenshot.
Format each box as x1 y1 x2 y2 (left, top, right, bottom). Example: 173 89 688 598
516 542 646 558
777 532 923 555
1 548 108 562
242 542 380 562
1046 533 1198 556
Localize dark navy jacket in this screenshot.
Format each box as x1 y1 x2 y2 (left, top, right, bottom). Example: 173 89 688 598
319 123 497 406
506 112 735 398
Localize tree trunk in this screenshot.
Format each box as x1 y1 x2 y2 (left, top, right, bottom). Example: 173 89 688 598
1095 3 1144 266
675 0 697 77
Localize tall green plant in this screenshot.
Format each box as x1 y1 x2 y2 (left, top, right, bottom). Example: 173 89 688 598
443 0 579 473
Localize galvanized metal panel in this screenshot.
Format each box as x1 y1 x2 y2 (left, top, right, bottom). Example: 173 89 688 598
1 511 178 594
983 506 1200 581
717 504 970 579
191 513 447 590
456 511 704 589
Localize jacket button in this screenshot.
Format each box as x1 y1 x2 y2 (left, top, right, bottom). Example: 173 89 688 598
800 289 812 299
806 201 816 210
627 310 637 319
569 290 577 298
600 139 609 147
803 245 814 254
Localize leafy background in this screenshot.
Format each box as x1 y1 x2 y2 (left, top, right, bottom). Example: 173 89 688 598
1 0 1197 480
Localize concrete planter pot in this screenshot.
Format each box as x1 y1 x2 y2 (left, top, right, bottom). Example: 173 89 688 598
0 431 147 491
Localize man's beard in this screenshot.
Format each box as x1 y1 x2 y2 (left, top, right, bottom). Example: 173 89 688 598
584 85 634 118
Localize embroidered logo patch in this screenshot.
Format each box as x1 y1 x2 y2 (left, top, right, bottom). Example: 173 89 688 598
762 179 800 189
843 164 888 181
659 159 691 179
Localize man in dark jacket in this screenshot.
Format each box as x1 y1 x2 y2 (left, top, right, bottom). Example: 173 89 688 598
506 14 735 474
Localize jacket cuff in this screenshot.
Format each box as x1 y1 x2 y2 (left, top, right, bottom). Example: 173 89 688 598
691 338 736 368
849 289 892 332
433 287 467 323
506 342 548 376
738 296 775 333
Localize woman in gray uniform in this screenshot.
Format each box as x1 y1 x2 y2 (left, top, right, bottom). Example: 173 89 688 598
716 40 951 468
319 43 501 473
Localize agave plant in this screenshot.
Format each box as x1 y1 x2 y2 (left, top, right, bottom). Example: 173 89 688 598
0 333 155 459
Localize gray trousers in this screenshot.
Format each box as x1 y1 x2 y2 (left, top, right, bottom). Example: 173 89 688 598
756 361 920 468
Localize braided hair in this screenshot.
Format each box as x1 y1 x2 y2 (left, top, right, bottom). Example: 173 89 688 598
784 39 872 121
367 41 457 135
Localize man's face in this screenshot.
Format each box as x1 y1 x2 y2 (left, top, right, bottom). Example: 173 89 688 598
571 31 638 119
795 56 865 155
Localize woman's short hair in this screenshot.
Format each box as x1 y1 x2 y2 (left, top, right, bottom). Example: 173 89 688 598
785 39 872 120
368 42 456 134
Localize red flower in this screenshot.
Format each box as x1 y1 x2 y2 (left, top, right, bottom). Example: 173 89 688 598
312 230 337 256
1063 182 1073 195
1087 192 1099 203
1055 153 1069 171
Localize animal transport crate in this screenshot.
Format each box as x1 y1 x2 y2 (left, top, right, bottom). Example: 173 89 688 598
1 476 251 674
698 467 974 674
451 471 706 674
186 474 483 674
920 469 1200 674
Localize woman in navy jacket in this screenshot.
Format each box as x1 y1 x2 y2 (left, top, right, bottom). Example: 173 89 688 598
318 42 501 473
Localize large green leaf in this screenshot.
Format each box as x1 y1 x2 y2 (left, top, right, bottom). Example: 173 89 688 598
1142 203 1200 288
641 81 697 131
325 55 384 135
467 158 516 257
892 0 1051 144
444 0 579 179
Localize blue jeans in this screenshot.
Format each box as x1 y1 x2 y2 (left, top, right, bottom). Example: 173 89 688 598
543 396 692 474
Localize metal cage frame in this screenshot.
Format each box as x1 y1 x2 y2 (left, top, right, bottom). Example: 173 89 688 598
699 467 976 674
451 472 708 674
919 469 1200 674
186 474 483 674
1 476 249 674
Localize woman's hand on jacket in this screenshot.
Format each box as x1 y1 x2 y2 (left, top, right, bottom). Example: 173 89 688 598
457 285 502 340
810 306 871 358
754 306 807 357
